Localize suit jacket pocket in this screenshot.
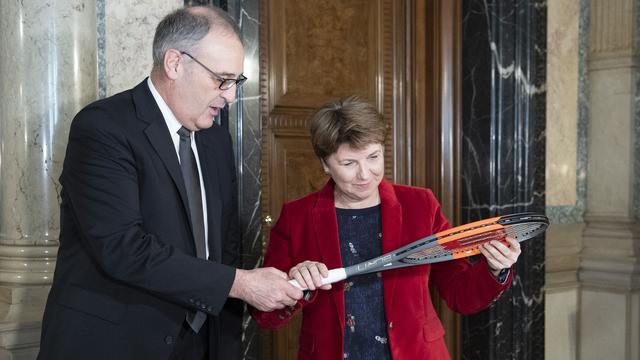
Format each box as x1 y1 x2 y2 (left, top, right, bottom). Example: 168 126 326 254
56 285 126 324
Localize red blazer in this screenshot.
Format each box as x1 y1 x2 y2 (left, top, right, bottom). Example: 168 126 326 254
251 179 511 360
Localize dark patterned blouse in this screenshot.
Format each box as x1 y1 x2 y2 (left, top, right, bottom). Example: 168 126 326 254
336 205 392 360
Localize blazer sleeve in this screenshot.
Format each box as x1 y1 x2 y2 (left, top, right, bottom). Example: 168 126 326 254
249 203 317 329
426 192 513 315
60 106 236 316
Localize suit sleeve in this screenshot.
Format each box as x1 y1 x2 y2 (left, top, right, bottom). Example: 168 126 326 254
61 106 235 316
426 191 512 315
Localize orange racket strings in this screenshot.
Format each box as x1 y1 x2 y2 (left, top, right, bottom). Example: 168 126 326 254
403 222 545 262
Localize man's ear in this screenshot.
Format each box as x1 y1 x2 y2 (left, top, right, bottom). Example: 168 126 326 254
163 49 182 80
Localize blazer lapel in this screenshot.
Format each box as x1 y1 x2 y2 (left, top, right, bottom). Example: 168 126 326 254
196 133 223 262
379 179 402 310
312 181 345 327
134 80 192 242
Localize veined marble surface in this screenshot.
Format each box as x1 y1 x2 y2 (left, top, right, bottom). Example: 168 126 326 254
546 0 590 224
546 0 579 207
101 0 182 96
0 0 97 250
226 0 262 358
461 0 546 359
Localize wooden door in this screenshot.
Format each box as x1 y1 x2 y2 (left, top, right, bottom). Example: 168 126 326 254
259 0 462 358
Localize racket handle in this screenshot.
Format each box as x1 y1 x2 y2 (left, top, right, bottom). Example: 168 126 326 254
288 268 347 290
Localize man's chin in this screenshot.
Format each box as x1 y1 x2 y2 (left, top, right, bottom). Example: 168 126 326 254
194 116 216 131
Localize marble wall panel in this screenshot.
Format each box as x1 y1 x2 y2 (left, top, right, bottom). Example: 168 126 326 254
461 0 546 359
546 0 579 207
580 290 628 359
587 67 636 218
0 0 97 248
226 1 262 358
101 0 182 97
545 289 578 360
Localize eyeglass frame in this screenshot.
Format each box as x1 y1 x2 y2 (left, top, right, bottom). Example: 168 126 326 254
180 51 247 90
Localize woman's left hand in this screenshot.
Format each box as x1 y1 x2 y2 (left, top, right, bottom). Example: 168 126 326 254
479 236 521 276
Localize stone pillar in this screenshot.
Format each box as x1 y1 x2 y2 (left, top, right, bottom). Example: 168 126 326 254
580 0 640 359
0 1 97 358
461 0 547 359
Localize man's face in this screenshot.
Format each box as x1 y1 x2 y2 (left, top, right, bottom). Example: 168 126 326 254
172 31 245 131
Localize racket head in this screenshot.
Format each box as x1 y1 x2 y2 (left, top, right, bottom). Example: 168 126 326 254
401 212 548 264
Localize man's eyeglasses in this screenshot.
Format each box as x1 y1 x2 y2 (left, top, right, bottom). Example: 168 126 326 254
180 51 247 90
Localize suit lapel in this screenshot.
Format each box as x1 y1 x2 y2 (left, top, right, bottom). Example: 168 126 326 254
196 133 223 262
312 181 345 326
133 80 192 245
379 179 402 310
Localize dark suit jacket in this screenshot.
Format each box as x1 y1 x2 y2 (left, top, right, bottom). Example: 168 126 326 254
38 80 242 360
251 179 512 360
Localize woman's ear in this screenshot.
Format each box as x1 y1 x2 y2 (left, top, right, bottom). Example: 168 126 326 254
320 158 330 174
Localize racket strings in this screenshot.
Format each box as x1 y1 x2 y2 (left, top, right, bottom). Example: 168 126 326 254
402 223 545 263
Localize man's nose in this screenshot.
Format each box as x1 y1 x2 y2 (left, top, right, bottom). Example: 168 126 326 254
220 87 237 104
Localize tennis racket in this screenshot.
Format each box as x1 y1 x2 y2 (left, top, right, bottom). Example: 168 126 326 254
289 212 548 289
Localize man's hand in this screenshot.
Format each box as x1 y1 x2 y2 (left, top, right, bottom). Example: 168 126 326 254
229 267 303 312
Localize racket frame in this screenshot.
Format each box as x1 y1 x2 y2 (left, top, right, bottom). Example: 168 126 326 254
289 212 548 289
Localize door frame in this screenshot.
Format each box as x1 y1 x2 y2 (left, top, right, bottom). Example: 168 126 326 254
396 0 462 357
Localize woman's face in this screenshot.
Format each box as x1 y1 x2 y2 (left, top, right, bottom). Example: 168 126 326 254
323 142 384 208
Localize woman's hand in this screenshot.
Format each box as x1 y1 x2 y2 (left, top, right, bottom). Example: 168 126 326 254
288 261 333 291
479 236 521 277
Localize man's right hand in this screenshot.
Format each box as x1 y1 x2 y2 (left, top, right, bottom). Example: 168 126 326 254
229 267 303 312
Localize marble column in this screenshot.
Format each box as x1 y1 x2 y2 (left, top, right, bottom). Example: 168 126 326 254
461 0 546 359
579 0 640 359
0 1 97 358
225 1 262 359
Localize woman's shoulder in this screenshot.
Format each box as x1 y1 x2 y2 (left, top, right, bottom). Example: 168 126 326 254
389 182 438 201
285 191 317 205
281 180 333 211
280 189 324 213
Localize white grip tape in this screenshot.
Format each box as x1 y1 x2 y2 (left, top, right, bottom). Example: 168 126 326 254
288 268 347 290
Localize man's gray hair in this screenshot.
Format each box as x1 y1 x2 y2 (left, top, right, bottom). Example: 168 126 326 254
152 5 241 69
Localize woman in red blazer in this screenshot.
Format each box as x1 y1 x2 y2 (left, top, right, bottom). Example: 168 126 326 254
251 96 520 360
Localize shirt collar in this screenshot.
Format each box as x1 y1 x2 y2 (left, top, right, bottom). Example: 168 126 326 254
147 77 183 137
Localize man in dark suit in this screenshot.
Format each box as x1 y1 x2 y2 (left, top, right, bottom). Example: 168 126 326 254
38 5 302 360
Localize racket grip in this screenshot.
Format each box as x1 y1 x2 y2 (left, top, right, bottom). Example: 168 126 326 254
288 268 347 290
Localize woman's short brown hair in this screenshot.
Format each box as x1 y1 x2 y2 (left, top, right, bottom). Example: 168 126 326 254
309 96 386 159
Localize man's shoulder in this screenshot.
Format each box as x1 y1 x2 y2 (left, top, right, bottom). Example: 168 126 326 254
73 81 147 128
82 82 144 114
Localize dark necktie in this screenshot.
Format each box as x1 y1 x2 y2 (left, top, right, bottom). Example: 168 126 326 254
177 126 207 332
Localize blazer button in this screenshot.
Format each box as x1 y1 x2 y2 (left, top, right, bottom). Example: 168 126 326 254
165 335 174 345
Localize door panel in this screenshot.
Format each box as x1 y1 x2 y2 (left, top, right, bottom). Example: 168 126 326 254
270 0 377 109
